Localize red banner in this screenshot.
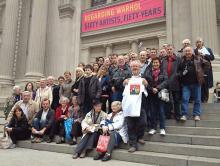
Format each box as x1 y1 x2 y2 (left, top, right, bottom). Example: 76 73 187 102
81 0 164 33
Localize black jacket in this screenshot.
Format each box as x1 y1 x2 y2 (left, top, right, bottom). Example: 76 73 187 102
8 115 30 132
161 54 181 91
110 65 132 92
51 84 60 110
77 75 101 105
34 109 55 129
144 67 168 95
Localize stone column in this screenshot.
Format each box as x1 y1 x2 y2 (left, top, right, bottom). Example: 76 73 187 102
130 40 139 54
104 44 112 57
58 0 75 72
80 47 90 64
82 0 91 10
158 35 167 49
25 0 48 80
165 0 173 45
191 0 218 55
0 0 20 85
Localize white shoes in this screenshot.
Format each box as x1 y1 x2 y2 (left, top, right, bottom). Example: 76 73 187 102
194 116 201 121
148 129 157 135
160 129 166 136
180 115 187 122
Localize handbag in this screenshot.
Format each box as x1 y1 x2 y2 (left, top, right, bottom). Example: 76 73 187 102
96 134 110 153
158 89 170 102
0 131 13 149
64 118 74 141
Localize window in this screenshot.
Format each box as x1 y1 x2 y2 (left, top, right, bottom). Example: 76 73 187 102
91 0 107 7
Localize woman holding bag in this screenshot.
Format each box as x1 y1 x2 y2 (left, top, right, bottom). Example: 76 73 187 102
144 57 168 136
93 101 128 161
72 101 107 159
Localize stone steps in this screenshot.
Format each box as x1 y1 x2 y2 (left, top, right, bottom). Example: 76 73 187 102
144 133 220 146
7 103 220 165
166 119 220 128
17 141 220 166
120 142 220 159
166 126 220 136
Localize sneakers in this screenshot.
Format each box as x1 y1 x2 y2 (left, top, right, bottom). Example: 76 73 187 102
138 139 145 144
128 147 136 153
79 151 86 158
72 153 79 159
194 116 200 121
148 129 157 135
35 137 43 143
31 137 37 143
54 135 62 144
160 129 166 136
102 153 111 162
180 116 187 122
8 144 16 149
43 135 52 143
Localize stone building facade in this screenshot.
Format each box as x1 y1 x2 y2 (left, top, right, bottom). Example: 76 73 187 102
0 0 220 101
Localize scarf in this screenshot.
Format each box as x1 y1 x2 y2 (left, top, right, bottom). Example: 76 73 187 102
152 68 160 86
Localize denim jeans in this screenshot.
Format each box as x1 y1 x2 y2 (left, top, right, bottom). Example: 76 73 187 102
32 118 54 138
149 94 166 130
32 118 47 130
181 84 202 116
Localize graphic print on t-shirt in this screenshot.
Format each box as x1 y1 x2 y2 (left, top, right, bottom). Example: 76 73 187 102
130 84 140 95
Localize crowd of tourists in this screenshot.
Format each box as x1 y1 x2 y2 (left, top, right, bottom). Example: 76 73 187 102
2 37 218 162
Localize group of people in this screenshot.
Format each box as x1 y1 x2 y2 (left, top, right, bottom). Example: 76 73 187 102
3 37 215 161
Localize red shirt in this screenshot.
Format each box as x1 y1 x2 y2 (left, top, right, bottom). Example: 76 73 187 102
167 55 175 78
55 105 69 121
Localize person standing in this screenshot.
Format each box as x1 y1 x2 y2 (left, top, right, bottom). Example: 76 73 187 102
122 60 148 152
78 64 101 117
179 47 210 121
194 38 215 103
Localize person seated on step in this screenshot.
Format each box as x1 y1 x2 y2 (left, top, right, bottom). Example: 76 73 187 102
72 101 107 159
4 85 22 120
93 101 128 162
31 98 55 143
213 82 220 103
54 96 70 144
68 96 83 145
5 106 31 149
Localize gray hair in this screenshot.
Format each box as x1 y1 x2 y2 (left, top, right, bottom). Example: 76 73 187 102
47 76 55 80
130 60 141 67
59 96 70 104
182 39 191 45
13 85 21 91
111 101 122 111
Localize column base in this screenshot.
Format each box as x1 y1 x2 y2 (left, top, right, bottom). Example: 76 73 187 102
25 72 44 81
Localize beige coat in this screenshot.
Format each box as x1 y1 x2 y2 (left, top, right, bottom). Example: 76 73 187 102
7 100 39 125
35 86 53 108
81 110 107 133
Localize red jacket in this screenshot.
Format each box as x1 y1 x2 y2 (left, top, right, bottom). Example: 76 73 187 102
55 105 69 121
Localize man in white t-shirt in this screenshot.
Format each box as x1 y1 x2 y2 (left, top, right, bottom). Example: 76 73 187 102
122 60 148 153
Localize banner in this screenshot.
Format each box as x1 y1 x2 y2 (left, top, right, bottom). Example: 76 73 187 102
81 0 164 33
